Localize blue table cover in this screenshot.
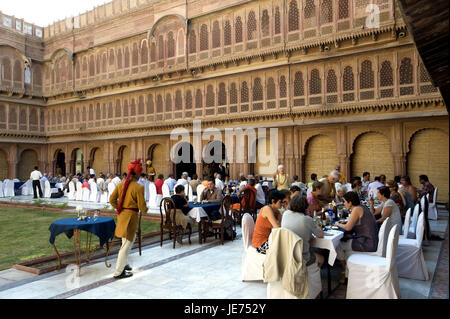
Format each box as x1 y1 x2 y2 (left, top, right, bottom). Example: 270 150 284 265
49 216 116 247
188 202 221 220
14 182 25 191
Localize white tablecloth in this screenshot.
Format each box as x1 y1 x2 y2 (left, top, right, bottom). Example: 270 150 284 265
187 207 209 222
312 229 344 266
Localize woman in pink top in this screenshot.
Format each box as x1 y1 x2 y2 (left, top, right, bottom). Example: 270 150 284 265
82 177 90 190
306 181 324 217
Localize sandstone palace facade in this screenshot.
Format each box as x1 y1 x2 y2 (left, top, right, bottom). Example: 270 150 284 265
0 0 448 202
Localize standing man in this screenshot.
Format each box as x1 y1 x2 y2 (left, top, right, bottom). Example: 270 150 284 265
335 165 347 184
361 172 371 194
273 165 291 191
146 160 156 182
317 170 341 207
419 175 435 203
87 166 96 177
109 159 148 279
30 166 43 199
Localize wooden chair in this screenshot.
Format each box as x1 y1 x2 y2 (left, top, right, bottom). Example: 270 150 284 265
159 197 191 248
211 195 234 245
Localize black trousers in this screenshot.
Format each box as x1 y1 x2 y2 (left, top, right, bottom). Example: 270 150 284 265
32 180 43 198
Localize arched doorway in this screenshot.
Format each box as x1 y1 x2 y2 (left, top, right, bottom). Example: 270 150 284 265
148 144 165 179
407 129 449 203
54 150 66 176
117 146 131 175
91 147 104 175
18 149 39 181
173 142 196 179
202 141 227 179
351 132 394 180
0 148 9 180
71 148 84 175
303 135 338 183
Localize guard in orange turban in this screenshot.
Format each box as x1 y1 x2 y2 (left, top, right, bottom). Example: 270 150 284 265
109 158 147 279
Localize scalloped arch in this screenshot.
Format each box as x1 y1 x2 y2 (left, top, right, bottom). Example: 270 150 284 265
148 14 187 39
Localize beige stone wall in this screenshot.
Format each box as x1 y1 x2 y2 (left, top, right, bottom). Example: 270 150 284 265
0 148 8 180
407 128 449 203
304 134 339 181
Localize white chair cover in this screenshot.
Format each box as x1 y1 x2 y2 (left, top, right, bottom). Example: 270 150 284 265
68 181 76 200
427 187 438 220
184 184 193 202
20 179 33 196
148 182 161 209
82 187 90 202
346 225 400 299
3 179 15 197
355 217 392 259
143 180 150 202
89 181 99 202
241 213 265 282
44 180 52 198
345 183 352 192
162 183 171 198
401 208 412 239
196 184 206 199
0 181 4 198
396 213 429 281
266 228 322 299
306 187 312 196
107 182 116 205
76 182 83 201
408 204 420 239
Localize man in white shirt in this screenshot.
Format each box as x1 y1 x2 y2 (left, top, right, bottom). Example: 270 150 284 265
111 173 122 186
215 174 225 192
176 172 189 186
30 166 43 199
254 180 266 209
361 172 371 194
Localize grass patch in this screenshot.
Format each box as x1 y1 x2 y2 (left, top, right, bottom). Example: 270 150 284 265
0 207 160 271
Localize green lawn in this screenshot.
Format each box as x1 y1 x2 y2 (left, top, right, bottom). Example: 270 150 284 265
0 207 160 271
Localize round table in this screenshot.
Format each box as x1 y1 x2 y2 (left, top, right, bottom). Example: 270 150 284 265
48 216 116 274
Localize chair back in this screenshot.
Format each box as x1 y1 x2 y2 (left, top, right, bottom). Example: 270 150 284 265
197 184 206 199
377 217 392 257
148 182 157 207
76 182 83 200
68 181 76 200
432 187 438 205
386 224 400 270
241 213 255 250
44 180 51 198
160 197 176 227
268 228 303 263
107 182 115 194
402 208 411 237
220 195 233 220
409 203 420 236
162 183 171 198
184 184 193 202
0 181 4 198
415 212 426 248
89 181 98 202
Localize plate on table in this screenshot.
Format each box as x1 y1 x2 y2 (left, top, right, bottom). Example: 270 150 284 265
331 226 339 230
323 232 334 236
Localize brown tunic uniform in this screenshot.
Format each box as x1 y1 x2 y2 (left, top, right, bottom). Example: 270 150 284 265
109 177 148 242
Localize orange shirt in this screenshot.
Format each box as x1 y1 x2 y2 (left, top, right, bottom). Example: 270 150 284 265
252 206 279 248
240 185 257 210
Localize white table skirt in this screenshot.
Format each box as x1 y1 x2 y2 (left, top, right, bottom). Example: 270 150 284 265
55 183 64 190
312 229 344 266
187 207 209 223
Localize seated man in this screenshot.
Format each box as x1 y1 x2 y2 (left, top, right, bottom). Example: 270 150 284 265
200 178 223 220
419 174 435 203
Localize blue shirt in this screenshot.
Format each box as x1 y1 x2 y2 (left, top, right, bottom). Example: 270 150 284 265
164 178 177 192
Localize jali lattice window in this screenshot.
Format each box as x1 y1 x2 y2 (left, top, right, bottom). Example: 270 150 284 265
165 93 172 112
327 69 337 92
218 83 227 105
147 94 154 113
206 85 215 107
224 21 232 46
241 81 249 102
212 21 221 48
235 17 243 43
294 72 304 96
230 83 238 104
247 11 257 40
261 10 270 37
338 0 349 19
175 90 182 110
310 69 321 95
289 0 299 32
280 75 287 98
185 90 192 109
267 77 276 100
167 32 175 58
321 0 333 24
189 30 197 54
195 89 203 108
275 7 281 34
360 60 374 89
157 95 163 113
200 24 209 51
253 78 263 101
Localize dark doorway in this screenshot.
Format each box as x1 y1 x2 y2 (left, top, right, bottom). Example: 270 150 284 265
55 151 66 176
174 143 196 179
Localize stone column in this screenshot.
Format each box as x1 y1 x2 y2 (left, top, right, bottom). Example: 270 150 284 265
339 155 350 182
8 161 17 180
393 154 407 177
196 162 203 178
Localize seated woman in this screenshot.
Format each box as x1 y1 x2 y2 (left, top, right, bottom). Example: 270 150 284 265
351 179 363 201
370 186 403 234
306 181 324 217
170 185 195 243
252 190 286 254
386 180 406 219
400 176 416 214
334 185 347 209
334 191 378 282
281 194 325 268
